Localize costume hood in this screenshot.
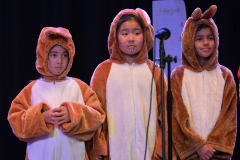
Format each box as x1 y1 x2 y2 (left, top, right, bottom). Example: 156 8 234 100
108 8 154 64
181 5 219 72
36 27 75 80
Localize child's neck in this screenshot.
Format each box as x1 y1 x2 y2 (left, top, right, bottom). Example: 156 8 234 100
197 56 210 70
42 77 67 82
123 53 137 64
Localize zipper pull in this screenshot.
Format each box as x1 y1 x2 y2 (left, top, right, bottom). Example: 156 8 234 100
129 63 134 69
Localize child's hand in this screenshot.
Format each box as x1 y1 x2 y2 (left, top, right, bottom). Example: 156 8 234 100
197 144 215 160
51 105 71 125
42 109 57 124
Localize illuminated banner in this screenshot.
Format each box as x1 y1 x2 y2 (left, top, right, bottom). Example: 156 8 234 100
152 0 186 79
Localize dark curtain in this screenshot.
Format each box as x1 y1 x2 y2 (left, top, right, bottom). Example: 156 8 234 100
0 0 239 159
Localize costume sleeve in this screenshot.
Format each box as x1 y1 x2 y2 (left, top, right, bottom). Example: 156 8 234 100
7 81 53 142
58 78 105 141
207 66 237 159
171 66 207 160
90 60 112 159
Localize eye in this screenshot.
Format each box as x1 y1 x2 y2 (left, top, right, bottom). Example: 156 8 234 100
63 54 68 58
135 32 140 35
50 53 57 57
195 38 202 41
122 33 128 36
208 37 214 40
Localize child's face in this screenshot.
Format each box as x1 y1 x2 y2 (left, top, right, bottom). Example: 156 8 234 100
194 27 215 59
48 45 69 76
117 20 143 58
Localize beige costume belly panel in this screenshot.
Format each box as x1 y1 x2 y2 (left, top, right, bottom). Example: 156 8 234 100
106 62 158 160
28 78 85 160
182 66 225 139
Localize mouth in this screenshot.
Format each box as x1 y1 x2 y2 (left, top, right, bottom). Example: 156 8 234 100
55 67 62 72
128 45 135 47
201 48 210 53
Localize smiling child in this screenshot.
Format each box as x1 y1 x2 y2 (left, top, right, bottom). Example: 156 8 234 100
171 5 237 160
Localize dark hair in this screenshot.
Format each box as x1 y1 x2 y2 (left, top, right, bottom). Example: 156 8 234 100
197 24 211 32
48 44 69 56
116 14 144 33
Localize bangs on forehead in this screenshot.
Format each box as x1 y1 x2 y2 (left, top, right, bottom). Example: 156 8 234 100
197 24 212 32
48 45 69 56
116 14 144 33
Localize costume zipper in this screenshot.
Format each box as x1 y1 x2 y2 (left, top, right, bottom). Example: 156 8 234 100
53 80 58 159
129 63 136 159
202 70 206 136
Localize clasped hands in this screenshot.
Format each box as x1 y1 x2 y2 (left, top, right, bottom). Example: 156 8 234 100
42 105 71 125
197 144 216 160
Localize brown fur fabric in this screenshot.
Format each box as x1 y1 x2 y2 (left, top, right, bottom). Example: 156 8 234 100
36 27 75 80
108 8 154 64
90 8 176 160
181 5 219 72
8 78 105 160
8 27 105 160
171 66 237 160
8 80 53 142
147 60 174 160
91 59 175 160
90 60 112 159
171 5 237 160
58 78 105 141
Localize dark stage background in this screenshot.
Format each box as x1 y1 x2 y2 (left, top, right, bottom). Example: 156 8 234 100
0 0 239 159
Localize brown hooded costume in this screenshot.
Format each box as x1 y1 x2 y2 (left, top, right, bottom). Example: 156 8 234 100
171 5 237 160
90 8 172 160
8 27 105 160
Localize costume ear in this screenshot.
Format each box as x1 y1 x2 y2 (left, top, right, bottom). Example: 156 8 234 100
201 5 217 19
44 27 72 39
55 27 72 38
136 8 151 27
191 8 202 21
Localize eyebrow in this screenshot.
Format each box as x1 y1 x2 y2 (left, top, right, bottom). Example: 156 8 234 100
120 28 142 32
195 34 214 37
133 28 142 31
49 51 58 53
50 50 68 53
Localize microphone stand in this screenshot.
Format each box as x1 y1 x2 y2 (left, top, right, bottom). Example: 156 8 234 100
156 38 177 160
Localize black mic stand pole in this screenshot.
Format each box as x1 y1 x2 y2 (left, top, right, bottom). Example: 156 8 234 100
159 38 166 160
165 54 177 160
158 38 177 160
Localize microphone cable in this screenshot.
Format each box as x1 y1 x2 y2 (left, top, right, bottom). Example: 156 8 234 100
144 37 157 160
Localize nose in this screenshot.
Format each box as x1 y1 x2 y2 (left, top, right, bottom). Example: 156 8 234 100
56 56 63 64
203 38 209 45
128 34 134 42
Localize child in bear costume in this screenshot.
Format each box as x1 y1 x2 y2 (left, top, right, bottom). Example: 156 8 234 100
8 27 105 160
171 5 237 160
90 8 170 160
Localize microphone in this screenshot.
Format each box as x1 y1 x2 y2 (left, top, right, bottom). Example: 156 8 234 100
155 28 171 40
